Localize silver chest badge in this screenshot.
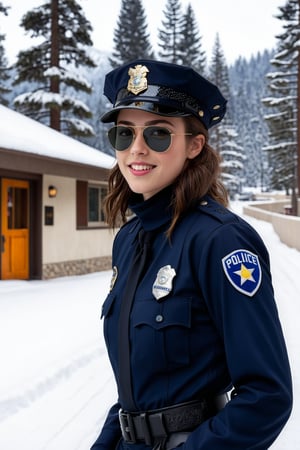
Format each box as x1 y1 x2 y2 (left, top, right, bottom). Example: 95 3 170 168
152 265 176 300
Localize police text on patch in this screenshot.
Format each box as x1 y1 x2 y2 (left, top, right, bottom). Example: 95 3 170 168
222 249 262 297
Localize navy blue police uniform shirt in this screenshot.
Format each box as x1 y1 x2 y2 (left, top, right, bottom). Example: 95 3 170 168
92 186 292 450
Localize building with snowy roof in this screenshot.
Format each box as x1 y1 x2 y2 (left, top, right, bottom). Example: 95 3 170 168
0 105 115 280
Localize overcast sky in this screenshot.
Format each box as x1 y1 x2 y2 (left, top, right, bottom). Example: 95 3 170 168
1 0 285 65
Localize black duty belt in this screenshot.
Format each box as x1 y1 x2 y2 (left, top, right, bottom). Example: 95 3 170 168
119 395 228 446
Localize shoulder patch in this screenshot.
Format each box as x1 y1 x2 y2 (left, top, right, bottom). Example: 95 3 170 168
222 249 262 297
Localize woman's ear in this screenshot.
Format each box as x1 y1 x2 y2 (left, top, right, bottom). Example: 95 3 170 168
187 134 205 160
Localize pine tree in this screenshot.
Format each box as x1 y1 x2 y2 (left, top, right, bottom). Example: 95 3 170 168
109 0 154 68
229 52 272 190
0 3 10 106
13 0 96 138
263 59 296 195
79 51 114 154
179 3 206 73
209 34 231 103
209 34 244 197
263 0 299 211
158 0 184 63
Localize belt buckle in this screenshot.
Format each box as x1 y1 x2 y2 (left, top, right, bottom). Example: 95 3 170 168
119 409 137 443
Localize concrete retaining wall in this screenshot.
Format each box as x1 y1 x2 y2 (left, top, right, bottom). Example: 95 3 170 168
243 200 300 251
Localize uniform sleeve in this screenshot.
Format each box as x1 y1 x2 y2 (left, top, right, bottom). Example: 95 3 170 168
184 220 293 450
90 402 121 450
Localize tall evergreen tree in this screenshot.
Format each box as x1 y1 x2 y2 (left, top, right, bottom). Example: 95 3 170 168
158 0 184 63
229 52 272 190
78 51 114 154
13 0 96 138
209 34 244 197
263 0 299 211
109 0 154 68
179 3 206 73
209 34 231 104
0 2 10 105
263 59 296 195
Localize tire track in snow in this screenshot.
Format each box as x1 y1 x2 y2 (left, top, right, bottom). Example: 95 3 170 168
0 345 107 423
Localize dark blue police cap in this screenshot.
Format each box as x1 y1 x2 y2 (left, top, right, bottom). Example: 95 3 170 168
101 59 227 129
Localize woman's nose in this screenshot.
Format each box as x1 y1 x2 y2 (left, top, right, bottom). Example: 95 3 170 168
130 129 149 154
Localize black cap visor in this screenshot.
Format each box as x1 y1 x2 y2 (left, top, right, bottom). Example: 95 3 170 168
101 101 191 123
101 85 202 123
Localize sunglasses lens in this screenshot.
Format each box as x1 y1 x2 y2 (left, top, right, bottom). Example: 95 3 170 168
144 127 172 152
108 126 134 151
107 126 172 152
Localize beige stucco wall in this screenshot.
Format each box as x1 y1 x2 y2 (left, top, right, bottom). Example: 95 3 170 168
42 174 114 264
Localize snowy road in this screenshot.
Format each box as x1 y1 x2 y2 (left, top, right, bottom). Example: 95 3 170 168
0 204 299 449
0 271 116 449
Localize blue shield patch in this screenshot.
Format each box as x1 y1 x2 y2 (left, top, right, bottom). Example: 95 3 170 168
222 249 262 297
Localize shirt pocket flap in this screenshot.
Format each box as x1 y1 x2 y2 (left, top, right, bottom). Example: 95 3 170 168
101 293 116 319
132 297 191 330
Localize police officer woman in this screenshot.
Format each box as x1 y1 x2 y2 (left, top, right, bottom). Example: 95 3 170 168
91 60 292 450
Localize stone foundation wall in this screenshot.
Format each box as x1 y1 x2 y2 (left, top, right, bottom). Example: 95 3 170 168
42 256 112 279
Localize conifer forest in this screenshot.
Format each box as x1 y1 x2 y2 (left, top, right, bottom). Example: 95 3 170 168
0 0 299 200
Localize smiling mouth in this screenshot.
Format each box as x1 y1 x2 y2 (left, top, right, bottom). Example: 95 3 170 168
130 164 155 171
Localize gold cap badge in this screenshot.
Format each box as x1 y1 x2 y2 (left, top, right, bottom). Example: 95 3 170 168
127 64 149 95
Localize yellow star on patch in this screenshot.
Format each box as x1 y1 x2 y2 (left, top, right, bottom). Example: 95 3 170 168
234 264 255 286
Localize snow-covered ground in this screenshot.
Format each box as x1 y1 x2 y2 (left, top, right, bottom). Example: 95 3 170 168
0 203 299 449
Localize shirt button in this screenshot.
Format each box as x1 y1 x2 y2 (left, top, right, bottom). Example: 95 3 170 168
155 314 164 323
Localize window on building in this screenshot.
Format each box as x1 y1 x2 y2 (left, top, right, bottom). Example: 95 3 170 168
88 185 108 225
76 180 108 228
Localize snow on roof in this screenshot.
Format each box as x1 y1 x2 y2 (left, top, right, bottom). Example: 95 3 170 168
0 105 115 169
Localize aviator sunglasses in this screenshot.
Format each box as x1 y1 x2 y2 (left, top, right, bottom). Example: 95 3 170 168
107 125 194 153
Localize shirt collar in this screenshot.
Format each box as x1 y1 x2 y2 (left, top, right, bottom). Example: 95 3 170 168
128 185 174 231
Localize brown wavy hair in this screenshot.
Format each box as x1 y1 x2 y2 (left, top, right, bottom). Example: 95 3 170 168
104 116 228 237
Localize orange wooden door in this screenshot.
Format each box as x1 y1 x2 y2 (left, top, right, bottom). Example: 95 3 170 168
1 178 29 280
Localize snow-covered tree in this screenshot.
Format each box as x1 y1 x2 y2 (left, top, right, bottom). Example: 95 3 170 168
109 0 154 68
158 0 184 63
262 74 296 194
0 2 10 105
229 52 272 190
209 34 231 104
262 0 299 210
178 3 206 73
209 34 244 197
13 0 96 138
218 127 245 196
77 49 115 155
